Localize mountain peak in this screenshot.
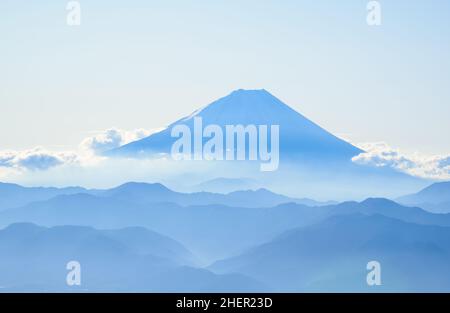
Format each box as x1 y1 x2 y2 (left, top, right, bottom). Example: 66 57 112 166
397 181 450 208
108 89 362 161
360 198 407 209
110 182 172 193
230 88 270 96
222 88 294 111
420 181 450 194
184 88 307 127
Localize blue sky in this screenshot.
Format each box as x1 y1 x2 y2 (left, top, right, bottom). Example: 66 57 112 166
1 0 450 156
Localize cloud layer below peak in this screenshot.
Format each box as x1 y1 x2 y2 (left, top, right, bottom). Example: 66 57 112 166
1 130 449 183
80 128 154 155
0 128 158 173
352 142 450 180
0 148 78 171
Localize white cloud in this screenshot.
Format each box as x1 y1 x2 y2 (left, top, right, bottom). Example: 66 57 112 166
0 148 79 171
352 142 450 180
3 129 449 182
80 128 154 155
0 128 157 172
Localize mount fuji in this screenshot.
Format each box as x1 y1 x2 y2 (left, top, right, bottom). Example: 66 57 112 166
109 89 362 161
107 89 426 199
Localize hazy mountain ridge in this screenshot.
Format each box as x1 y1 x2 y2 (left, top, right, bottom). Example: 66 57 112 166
0 223 265 292
2 181 449 262
0 182 87 211
0 181 332 211
210 214 450 292
397 181 450 213
192 177 258 193
1 180 450 291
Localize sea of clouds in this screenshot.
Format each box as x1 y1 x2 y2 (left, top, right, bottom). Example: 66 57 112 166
1 130 449 185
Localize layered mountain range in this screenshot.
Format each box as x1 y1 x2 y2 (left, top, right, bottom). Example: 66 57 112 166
0 180 449 291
